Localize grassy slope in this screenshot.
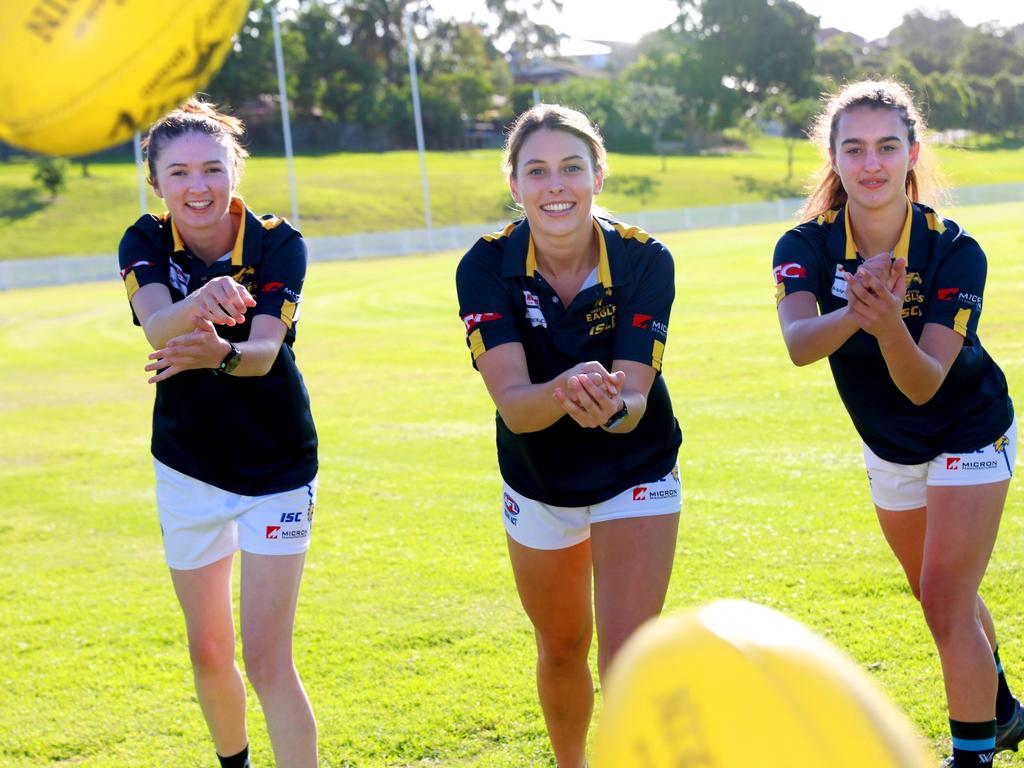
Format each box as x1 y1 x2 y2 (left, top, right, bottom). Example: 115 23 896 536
1 137 1022 259
0 204 1022 766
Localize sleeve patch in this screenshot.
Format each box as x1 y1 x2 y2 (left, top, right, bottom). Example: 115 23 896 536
280 300 299 329
469 328 487 361
953 307 971 336
774 281 786 306
652 340 665 372
124 270 140 300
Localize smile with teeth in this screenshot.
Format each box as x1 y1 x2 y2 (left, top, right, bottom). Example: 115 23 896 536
185 200 213 210
540 201 574 212
860 179 886 188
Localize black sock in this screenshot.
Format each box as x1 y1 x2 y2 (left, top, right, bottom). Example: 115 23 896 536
995 647 1018 725
950 719 995 767
217 744 250 768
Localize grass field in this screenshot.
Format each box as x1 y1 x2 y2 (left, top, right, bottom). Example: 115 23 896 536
1 136 1023 260
1 204 1023 767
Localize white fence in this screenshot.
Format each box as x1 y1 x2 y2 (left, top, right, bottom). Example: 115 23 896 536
3 182 1024 292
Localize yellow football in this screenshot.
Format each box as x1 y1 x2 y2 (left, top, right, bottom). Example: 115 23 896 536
0 0 250 156
593 600 932 768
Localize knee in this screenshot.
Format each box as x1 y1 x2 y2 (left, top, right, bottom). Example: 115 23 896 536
919 573 974 644
536 626 591 669
188 632 236 676
242 639 294 692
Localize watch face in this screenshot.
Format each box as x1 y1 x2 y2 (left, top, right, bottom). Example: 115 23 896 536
221 344 241 373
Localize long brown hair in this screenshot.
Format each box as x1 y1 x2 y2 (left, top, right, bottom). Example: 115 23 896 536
142 97 249 186
797 80 948 221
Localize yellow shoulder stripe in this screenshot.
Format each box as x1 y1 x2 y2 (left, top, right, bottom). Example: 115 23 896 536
612 222 651 243
261 215 284 230
925 212 946 235
482 222 517 242
953 307 971 336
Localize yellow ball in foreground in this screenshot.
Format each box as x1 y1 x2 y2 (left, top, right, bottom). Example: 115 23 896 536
593 600 932 768
0 0 250 156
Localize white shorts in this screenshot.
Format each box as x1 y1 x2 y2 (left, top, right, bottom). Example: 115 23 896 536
502 465 682 550
863 418 1016 511
155 458 317 570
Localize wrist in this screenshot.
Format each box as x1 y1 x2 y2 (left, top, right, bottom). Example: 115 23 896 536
213 341 242 375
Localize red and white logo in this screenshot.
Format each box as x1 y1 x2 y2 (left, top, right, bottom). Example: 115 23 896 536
632 314 653 329
937 287 959 301
946 457 961 470
632 486 648 501
773 263 806 283
262 281 285 293
462 312 502 332
265 525 281 539
524 291 540 308
119 260 156 279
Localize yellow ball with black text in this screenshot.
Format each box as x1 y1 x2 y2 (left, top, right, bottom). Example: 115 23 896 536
592 600 931 768
0 0 250 156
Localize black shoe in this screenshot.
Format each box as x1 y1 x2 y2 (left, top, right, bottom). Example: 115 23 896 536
997 698 1024 753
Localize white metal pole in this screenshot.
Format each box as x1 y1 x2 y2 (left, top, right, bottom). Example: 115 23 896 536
533 86 540 106
133 131 147 215
404 9 432 231
271 4 300 228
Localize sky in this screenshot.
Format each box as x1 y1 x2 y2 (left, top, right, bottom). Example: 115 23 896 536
429 0 1022 44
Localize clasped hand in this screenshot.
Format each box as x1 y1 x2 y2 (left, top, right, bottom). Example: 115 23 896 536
552 361 626 429
843 252 907 337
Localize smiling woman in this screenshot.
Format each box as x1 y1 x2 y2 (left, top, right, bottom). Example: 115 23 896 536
455 104 683 768
117 98 319 768
772 80 1024 768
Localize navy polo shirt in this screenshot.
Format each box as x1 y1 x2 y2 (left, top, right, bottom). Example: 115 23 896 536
773 200 1012 464
456 215 682 507
119 197 318 495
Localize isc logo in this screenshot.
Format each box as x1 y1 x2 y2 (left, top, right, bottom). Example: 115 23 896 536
280 512 303 523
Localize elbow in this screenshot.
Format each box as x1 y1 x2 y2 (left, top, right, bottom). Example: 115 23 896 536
906 388 938 407
787 347 816 367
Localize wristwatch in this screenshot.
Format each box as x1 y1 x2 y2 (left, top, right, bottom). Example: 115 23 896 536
216 342 242 375
603 400 629 430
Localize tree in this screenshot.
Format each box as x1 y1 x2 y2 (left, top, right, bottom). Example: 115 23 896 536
32 157 66 200
815 35 857 86
889 11 969 75
615 82 682 170
678 0 819 99
762 91 818 182
206 0 306 108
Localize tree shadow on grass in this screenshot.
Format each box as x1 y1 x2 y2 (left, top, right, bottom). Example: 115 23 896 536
604 175 660 205
0 185 47 222
734 175 804 200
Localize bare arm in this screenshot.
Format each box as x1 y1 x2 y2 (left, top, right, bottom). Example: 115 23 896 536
144 314 288 383
475 342 623 434
777 291 861 366
845 268 963 405
130 277 256 350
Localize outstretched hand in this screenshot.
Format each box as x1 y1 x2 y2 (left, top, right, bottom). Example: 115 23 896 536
145 316 229 384
191 276 256 326
552 361 626 428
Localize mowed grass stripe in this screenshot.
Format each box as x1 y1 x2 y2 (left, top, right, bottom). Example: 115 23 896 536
0 204 1021 766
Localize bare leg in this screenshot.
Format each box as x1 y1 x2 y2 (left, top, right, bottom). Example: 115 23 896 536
591 513 679 682
240 552 317 768
507 535 593 768
170 555 248 757
921 481 1009 720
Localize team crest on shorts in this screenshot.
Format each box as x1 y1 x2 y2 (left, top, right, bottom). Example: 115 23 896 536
995 435 1009 453
503 492 520 525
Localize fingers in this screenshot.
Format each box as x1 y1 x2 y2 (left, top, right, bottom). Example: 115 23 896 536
556 373 621 428
194 278 253 325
